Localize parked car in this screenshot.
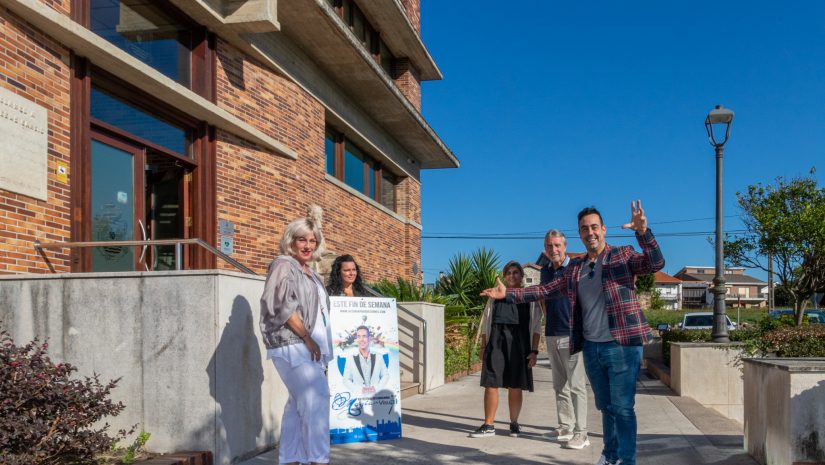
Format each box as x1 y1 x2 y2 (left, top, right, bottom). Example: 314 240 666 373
768 309 825 325
677 312 737 330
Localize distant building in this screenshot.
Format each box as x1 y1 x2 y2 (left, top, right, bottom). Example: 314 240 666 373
654 271 682 310
523 251 586 287
523 263 542 286
675 266 768 309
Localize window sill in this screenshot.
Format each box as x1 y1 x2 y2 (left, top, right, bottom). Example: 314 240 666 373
325 174 421 230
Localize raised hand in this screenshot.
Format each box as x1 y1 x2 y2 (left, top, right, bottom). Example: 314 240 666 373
480 277 506 300
621 199 648 233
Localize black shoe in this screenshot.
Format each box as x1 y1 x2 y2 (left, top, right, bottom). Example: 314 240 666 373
509 422 521 437
469 423 495 438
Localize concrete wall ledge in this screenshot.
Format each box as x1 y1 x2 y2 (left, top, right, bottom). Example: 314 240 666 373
0 269 264 282
744 358 825 465
671 342 745 424
744 357 825 372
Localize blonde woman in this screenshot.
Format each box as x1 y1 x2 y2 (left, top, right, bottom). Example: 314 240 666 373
260 208 333 465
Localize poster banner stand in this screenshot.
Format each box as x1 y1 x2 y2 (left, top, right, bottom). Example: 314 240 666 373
328 296 402 444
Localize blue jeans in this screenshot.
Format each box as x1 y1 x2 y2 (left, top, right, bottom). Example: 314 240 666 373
582 340 642 465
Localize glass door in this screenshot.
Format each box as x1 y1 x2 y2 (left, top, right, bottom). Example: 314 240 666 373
145 150 188 271
89 134 145 272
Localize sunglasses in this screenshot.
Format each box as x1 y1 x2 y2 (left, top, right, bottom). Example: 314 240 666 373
587 261 596 280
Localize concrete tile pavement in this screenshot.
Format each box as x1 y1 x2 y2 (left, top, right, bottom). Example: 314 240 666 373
241 359 758 465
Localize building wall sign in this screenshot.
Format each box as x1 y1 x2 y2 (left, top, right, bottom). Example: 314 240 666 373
0 87 48 201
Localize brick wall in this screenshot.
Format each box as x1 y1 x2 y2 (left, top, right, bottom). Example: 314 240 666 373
0 6 424 283
399 0 421 34
215 39 420 283
0 6 72 274
393 58 421 111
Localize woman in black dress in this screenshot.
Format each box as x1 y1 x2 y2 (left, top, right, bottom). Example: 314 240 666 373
469 261 542 438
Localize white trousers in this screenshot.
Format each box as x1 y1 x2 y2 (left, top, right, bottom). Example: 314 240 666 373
272 358 330 464
548 335 588 432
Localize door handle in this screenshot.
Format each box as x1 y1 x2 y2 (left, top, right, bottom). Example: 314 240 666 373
138 219 149 271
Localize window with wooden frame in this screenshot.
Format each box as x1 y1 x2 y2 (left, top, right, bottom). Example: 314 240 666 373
329 0 396 78
71 0 218 272
326 127 397 211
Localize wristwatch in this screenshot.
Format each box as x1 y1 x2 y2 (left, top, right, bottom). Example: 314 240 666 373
529 350 539 355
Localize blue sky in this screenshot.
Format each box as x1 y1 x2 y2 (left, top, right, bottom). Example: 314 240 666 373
417 1 825 283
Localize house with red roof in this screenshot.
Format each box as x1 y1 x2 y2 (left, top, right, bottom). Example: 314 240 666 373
654 271 683 310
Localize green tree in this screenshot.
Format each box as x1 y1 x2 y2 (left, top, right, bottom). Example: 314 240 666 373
436 247 500 310
724 173 825 325
636 273 656 292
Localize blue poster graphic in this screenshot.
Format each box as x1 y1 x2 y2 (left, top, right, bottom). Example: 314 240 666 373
328 297 402 444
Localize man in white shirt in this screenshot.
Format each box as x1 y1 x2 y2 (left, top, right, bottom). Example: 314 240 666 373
342 325 389 395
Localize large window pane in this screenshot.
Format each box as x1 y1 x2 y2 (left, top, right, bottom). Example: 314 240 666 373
325 132 336 176
344 141 365 193
91 140 134 272
91 86 190 156
367 163 375 199
90 0 191 87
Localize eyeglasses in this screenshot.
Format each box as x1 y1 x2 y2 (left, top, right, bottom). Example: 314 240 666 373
295 237 318 246
587 261 596 280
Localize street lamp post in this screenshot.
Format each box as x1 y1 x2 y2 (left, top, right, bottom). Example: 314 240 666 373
705 105 734 343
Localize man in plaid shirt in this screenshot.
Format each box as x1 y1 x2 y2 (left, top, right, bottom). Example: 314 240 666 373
483 200 664 465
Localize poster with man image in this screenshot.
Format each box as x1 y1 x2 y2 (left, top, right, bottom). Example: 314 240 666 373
328 296 402 444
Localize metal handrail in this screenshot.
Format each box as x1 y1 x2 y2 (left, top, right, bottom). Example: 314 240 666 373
33 239 256 275
365 285 428 394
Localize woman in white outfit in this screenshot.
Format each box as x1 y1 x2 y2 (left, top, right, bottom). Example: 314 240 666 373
260 211 333 465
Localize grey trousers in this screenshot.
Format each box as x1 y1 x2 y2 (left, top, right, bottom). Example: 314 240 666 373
548 335 588 432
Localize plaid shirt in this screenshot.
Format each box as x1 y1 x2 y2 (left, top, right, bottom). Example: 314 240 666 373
508 229 664 354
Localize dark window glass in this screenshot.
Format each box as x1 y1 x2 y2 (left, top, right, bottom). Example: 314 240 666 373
367 162 375 199
381 172 395 210
343 0 352 24
90 0 192 87
325 131 336 176
344 140 365 193
352 6 366 43
380 40 393 77
91 86 190 156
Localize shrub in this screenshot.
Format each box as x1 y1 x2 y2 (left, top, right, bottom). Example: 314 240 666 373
0 328 131 464
661 329 711 366
762 325 825 357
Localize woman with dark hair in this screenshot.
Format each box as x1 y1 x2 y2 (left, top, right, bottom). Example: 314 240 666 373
469 260 542 439
327 254 369 297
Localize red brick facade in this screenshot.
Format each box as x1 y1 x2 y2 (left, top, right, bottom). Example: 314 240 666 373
0 5 72 274
393 58 422 111
400 0 421 34
214 38 421 281
0 1 428 284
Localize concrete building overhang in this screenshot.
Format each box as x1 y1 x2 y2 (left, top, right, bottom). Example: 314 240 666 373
356 0 442 81
276 0 459 170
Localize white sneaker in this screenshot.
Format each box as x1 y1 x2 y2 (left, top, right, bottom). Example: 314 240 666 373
594 456 621 465
544 428 574 441
564 432 590 449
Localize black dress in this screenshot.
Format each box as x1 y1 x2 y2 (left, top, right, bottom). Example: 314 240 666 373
479 300 534 391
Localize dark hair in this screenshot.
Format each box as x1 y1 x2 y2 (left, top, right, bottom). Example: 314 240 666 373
356 325 370 336
577 207 603 226
327 254 368 297
502 260 524 277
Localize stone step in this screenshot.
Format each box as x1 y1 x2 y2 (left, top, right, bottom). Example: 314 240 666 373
400 381 420 399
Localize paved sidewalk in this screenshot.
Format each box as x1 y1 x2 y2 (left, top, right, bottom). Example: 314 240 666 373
241 359 757 465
